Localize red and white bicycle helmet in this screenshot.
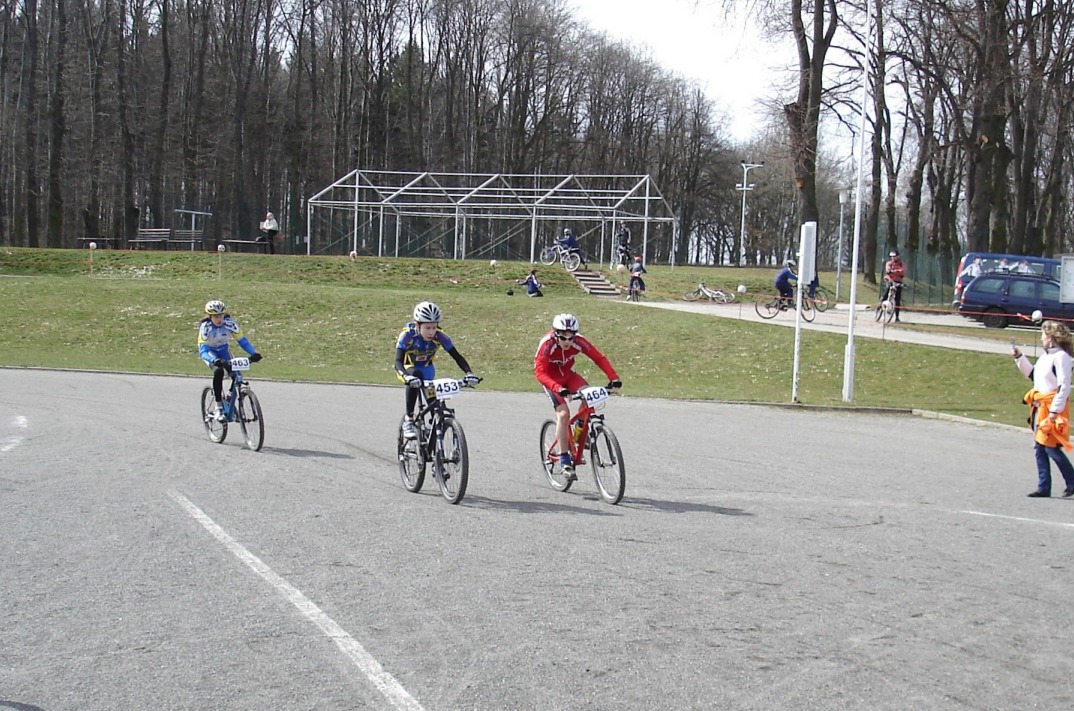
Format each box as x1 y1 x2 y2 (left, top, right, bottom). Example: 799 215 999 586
552 313 579 332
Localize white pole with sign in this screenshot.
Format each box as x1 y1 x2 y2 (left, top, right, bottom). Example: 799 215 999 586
792 221 817 403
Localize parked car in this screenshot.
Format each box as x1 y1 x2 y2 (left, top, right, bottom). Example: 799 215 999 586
952 252 1062 305
957 272 1074 328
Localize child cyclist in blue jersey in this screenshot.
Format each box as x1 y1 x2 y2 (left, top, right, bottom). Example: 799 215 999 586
198 300 262 421
395 301 480 440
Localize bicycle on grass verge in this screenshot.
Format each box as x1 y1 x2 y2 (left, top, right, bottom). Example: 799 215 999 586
539 385 625 505
398 376 480 505
755 293 816 322
683 281 735 303
200 356 265 451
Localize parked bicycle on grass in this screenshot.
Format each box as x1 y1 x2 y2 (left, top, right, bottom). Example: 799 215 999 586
683 281 736 303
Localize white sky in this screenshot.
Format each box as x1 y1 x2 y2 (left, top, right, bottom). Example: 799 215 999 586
569 0 795 144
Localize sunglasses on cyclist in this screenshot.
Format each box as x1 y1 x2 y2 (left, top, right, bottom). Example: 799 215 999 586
555 331 576 341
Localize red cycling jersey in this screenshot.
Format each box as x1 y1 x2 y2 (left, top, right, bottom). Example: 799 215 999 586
534 331 619 393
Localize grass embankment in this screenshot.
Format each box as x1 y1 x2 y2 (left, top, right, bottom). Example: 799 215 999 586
0 248 1028 426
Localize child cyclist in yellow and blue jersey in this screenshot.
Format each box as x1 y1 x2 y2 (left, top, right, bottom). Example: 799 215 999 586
394 301 480 440
198 300 262 421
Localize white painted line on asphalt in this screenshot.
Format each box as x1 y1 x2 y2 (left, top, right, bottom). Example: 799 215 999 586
169 491 425 711
961 509 1074 529
2 415 28 453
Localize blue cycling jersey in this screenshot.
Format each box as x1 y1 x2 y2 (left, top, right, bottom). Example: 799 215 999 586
396 323 456 376
198 316 254 364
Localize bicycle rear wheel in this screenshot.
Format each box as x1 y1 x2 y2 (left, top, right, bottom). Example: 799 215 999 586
539 246 558 265
398 416 426 492
434 418 469 504
539 419 574 492
713 290 735 304
755 296 779 319
629 286 641 302
683 289 701 302
201 386 227 443
589 424 625 505
800 298 816 323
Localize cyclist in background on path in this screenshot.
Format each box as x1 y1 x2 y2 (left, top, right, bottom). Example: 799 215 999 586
627 255 647 299
884 249 906 322
198 300 263 422
395 301 479 440
774 259 797 308
534 313 622 478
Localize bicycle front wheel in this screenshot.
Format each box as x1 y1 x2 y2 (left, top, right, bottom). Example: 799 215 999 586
563 252 581 271
398 416 426 492
755 296 779 319
683 289 701 302
589 424 625 505
812 289 830 312
237 387 265 451
539 419 574 492
201 386 227 443
434 418 469 504
539 246 558 265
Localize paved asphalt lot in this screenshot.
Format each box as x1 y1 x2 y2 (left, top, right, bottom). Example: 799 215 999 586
2 368 1073 710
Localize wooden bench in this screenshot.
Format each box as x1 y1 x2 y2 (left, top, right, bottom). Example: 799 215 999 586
222 239 268 254
129 228 171 250
169 229 204 251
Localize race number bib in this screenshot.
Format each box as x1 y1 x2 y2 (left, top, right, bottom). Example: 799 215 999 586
579 386 609 406
431 378 461 400
230 357 251 371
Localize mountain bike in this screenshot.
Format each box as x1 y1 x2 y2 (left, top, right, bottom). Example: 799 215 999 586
397 376 479 504
755 293 816 322
683 281 735 303
538 243 584 272
538 385 625 505
200 356 265 451
875 280 901 323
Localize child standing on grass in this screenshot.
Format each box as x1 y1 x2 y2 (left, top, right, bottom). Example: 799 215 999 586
394 301 480 440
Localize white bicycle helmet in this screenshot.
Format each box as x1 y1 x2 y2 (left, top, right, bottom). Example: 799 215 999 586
205 299 226 315
412 301 442 323
785 259 797 267
552 313 579 332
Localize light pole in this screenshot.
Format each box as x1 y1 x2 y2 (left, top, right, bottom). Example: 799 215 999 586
836 189 849 301
737 161 763 264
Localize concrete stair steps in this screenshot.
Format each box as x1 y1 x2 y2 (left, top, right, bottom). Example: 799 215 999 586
571 269 622 297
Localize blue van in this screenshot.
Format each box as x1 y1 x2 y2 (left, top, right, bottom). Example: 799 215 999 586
953 252 1062 304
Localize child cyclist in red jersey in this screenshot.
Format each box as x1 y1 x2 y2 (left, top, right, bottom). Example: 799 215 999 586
534 313 622 478
395 301 480 440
